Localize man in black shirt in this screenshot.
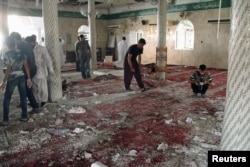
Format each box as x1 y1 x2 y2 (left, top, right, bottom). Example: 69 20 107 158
124 38 147 92
10 32 39 113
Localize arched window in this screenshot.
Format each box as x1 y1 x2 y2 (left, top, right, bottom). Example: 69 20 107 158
137 29 143 42
78 25 89 40
175 19 194 50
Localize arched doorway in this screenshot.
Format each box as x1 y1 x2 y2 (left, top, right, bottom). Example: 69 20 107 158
78 25 89 40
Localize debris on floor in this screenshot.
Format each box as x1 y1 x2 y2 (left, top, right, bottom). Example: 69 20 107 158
0 65 227 166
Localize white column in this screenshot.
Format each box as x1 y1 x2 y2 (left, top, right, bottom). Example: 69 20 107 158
156 0 167 80
0 0 9 40
221 0 250 150
42 0 62 101
88 0 97 70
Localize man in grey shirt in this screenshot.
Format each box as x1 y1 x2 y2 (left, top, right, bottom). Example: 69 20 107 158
75 35 91 79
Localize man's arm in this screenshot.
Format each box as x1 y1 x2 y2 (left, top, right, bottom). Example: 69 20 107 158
190 72 198 85
75 43 79 61
205 73 212 85
0 64 11 91
138 54 142 65
87 43 91 58
43 47 54 75
23 59 32 88
127 54 135 72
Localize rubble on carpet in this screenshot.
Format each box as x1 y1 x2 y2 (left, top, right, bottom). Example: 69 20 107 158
0 66 227 166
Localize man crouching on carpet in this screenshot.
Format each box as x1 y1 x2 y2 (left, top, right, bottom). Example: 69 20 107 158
124 38 148 92
190 64 212 97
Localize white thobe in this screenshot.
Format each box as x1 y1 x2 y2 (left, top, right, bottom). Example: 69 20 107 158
32 44 54 104
59 39 65 67
114 40 127 68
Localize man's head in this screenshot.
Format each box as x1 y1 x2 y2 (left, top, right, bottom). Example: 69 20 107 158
5 36 15 49
137 38 146 49
122 37 126 41
10 32 22 45
199 64 207 75
25 36 36 48
31 34 37 42
79 34 85 41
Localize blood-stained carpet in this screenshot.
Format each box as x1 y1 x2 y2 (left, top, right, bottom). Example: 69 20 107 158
0 65 227 167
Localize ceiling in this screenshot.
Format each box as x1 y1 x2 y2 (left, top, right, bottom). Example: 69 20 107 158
58 0 152 9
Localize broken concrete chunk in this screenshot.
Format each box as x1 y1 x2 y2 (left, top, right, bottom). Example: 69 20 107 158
55 118 64 125
40 133 52 141
77 122 86 126
164 119 173 125
214 112 224 121
200 143 218 149
185 117 193 124
0 151 5 156
91 161 108 167
128 150 137 157
189 161 198 167
73 128 85 134
47 128 69 136
157 143 168 151
175 147 189 154
112 153 120 162
84 151 93 159
19 130 29 134
145 158 151 163
48 161 55 167
28 118 35 122
193 136 205 143
68 107 86 114
95 101 102 104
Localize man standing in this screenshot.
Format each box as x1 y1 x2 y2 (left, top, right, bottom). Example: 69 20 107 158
0 36 32 126
25 36 55 109
114 36 127 68
10 32 39 113
190 64 212 97
124 38 147 92
75 35 91 79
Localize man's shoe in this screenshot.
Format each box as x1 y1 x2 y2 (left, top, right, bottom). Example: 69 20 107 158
0 121 9 126
41 102 47 108
192 93 198 97
140 87 149 92
29 109 39 114
201 94 206 98
19 118 29 122
126 88 133 91
16 103 21 108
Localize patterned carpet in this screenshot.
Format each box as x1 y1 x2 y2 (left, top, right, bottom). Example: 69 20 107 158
0 65 227 166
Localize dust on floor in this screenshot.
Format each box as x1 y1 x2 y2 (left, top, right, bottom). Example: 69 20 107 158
0 66 227 167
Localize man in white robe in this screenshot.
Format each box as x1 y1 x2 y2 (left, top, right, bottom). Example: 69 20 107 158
59 37 66 68
25 36 55 108
114 37 127 68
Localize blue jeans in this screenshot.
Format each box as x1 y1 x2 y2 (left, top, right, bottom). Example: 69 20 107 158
80 57 91 79
3 76 28 121
25 79 39 111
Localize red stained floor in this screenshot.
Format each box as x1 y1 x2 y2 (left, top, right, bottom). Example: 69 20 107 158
0 65 227 167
